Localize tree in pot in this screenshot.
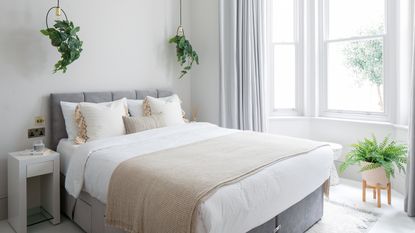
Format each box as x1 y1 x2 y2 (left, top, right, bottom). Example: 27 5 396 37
340 135 407 207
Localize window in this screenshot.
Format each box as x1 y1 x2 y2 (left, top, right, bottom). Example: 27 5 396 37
269 0 304 114
319 0 395 120
267 0 399 122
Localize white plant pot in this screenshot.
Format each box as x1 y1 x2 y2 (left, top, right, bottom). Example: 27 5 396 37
361 162 389 187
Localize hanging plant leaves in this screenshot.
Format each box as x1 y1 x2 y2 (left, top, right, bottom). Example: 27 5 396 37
41 20 83 73
169 34 199 79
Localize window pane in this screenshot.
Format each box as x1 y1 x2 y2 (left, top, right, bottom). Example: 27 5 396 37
272 0 295 42
327 39 384 112
328 0 385 39
274 45 296 109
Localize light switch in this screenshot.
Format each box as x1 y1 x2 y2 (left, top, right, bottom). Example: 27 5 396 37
35 116 45 125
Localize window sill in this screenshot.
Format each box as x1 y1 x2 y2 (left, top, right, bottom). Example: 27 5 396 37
267 116 311 121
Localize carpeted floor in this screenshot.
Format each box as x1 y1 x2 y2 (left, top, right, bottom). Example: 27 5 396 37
307 200 379 233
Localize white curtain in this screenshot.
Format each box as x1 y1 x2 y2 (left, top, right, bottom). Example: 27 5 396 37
219 0 266 131
405 0 415 217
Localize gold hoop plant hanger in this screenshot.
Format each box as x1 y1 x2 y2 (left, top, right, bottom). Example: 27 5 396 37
45 0 68 28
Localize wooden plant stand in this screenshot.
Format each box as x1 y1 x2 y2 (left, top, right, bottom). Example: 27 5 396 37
362 180 391 208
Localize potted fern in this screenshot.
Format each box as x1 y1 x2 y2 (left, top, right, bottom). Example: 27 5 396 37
340 136 407 187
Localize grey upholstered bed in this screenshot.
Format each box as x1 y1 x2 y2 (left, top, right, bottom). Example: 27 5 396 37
50 89 324 233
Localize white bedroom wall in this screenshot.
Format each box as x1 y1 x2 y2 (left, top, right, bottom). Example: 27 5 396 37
0 0 192 219
189 0 221 124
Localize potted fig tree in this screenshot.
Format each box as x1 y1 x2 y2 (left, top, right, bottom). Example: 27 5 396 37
340 135 407 187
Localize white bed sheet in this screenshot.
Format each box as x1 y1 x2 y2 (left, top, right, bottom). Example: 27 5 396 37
57 139 79 175
61 123 332 233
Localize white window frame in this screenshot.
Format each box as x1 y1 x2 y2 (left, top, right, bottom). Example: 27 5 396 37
267 0 305 116
317 0 398 122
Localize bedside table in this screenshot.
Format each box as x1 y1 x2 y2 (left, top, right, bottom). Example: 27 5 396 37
8 149 60 233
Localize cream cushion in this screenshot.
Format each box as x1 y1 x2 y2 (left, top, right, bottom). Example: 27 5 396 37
75 98 128 143
144 95 185 126
123 115 166 134
61 99 128 141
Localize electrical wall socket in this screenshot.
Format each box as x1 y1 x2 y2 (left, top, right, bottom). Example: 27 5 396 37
28 127 45 138
35 116 45 125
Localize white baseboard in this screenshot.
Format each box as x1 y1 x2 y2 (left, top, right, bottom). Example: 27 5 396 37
0 197 7 220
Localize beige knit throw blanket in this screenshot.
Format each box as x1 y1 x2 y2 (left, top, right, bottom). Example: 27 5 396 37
106 132 328 233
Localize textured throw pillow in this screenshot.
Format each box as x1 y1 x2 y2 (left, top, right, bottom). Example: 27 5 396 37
61 99 128 141
123 115 166 134
75 98 128 144
127 99 145 117
143 95 185 126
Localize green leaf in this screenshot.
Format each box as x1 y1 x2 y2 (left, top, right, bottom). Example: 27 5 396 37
40 29 49 36
70 26 80 36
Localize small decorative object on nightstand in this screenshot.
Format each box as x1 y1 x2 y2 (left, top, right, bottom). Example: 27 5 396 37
8 149 60 233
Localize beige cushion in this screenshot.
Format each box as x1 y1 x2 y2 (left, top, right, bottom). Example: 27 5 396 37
75 98 128 144
143 95 185 126
123 115 166 134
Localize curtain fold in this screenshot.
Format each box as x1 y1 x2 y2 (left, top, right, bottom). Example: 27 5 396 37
406 81 415 217
219 0 266 132
405 0 415 217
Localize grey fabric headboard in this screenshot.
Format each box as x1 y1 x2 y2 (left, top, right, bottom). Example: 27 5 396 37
49 89 173 150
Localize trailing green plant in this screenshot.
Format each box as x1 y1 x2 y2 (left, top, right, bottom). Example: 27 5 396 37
340 135 407 180
41 20 83 73
169 34 199 79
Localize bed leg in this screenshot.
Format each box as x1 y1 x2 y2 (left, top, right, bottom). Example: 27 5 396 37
376 184 381 208
362 180 367 202
387 183 391 205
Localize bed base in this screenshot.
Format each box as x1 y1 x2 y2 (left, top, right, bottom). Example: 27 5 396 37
61 179 323 233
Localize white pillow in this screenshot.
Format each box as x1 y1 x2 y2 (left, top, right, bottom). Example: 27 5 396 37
144 95 185 126
60 102 79 140
75 98 128 143
61 99 128 140
127 99 144 117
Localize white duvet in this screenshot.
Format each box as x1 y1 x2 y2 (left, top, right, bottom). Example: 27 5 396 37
63 123 333 233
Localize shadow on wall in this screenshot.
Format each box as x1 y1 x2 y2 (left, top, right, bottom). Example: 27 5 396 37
0 29 48 78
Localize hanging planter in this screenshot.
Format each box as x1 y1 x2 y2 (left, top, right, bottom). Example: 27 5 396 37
40 0 83 73
169 0 199 79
